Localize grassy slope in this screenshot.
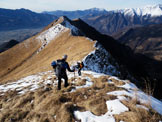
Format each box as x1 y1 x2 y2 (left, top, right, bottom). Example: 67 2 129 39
0 72 161 122
0 29 95 82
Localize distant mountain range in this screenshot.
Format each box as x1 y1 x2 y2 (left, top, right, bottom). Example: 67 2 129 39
43 8 108 19
82 4 162 35
42 5 162 35
0 8 57 31
1 5 162 34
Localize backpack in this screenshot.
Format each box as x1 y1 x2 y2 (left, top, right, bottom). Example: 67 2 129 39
51 61 57 68
80 62 84 68
55 60 68 77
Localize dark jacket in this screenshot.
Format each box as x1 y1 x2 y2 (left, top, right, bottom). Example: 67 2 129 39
55 59 74 78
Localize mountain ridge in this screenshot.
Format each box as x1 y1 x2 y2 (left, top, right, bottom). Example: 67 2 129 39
116 4 162 17
81 4 162 35
0 8 58 31
43 8 108 19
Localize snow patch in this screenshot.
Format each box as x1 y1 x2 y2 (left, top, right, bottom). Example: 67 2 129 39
71 75 93 92
74 111 115 122
118 81 138 90
36 24 68 53
61 20 81 35
106 99 129 115
107 85 162 115
0 72 56 95
83 70 107 78
136 104 149 111
74 99 128 122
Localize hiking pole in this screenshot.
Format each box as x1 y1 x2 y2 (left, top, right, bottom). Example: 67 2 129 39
74 68 75 82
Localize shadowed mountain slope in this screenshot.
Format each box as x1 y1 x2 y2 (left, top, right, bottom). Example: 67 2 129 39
114 24 162 61
72 18 162 99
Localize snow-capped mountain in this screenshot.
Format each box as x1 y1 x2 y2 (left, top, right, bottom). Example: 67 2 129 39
83 4 162 35
118 4 162 17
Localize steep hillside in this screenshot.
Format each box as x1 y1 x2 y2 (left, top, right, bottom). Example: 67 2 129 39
114 24 162 61
0 8 57 31
82 4 162 35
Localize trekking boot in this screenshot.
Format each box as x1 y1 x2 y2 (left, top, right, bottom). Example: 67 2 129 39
64 83 69 87
57 85 61 90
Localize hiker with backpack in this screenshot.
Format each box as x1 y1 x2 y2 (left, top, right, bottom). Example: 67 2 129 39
51 55 75 90
75 61 84 76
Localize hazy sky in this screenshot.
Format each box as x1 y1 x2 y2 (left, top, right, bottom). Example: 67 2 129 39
0 0 161 12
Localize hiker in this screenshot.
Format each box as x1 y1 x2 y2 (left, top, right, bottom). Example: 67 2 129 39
76 61 84 76
51 55 75 90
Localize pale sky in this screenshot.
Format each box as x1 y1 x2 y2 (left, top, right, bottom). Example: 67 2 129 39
0 0 161 12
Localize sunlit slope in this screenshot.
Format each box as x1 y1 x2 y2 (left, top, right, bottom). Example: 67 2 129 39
0 17 96 82
0 36 41 81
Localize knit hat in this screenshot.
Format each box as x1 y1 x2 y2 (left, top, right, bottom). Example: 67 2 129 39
62 54 68 60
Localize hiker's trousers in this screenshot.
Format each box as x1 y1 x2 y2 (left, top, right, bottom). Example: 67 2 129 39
57 75 68 90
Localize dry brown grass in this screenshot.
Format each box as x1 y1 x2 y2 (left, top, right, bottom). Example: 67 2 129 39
0 37 41 81
114 98 162 122
0 74 161 122
0 75 120 122
109 77 126 86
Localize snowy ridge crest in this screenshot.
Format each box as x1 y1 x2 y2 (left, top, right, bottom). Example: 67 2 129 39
83 42 120 76
60 17 81 36
36 24 68 53
36 16 81 53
